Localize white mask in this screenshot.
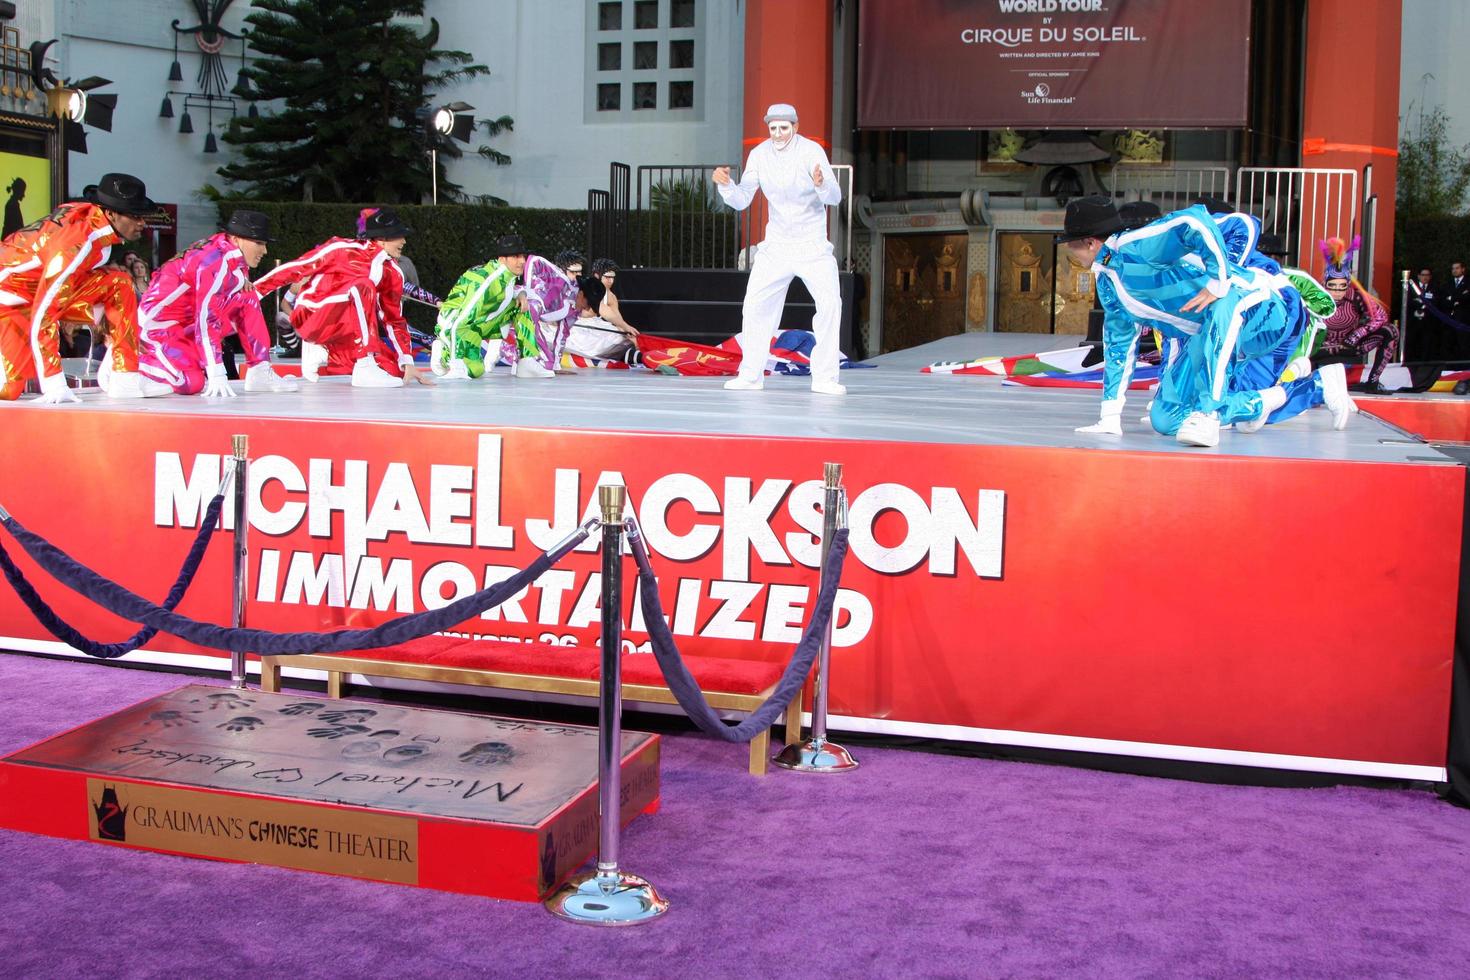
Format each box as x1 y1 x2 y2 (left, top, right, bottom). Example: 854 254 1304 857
768 121 795 150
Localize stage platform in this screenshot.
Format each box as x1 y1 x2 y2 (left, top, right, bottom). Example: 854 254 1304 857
0 333 1463 783
8 333 1454 466
0 685 660 901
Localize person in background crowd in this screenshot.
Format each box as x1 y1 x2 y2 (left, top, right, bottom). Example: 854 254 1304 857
1318 237 1399 394
0 172 167 402
563 272 638 365
590 258 640 337
253 207 431 388
135 209 297 396
1404 267 1445 362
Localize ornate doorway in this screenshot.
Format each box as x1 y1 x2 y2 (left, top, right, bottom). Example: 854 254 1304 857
882 233 967 353
994 232 1097 334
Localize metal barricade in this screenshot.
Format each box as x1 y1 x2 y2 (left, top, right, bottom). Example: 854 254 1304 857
1235 167 1359 276
627 162 855 270
1106 165 1233 214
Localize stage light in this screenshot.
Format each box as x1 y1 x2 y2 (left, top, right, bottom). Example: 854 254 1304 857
203 131 218 153
168 59 183 82
431 106 455 136
159 95 174 119
179 110 194 135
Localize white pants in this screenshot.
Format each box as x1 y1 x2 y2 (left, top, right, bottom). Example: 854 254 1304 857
735 244 842 385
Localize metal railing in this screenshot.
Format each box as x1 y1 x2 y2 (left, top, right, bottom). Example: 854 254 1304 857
587 161 856 271
1235 167 1359 276
1105 166 1233 213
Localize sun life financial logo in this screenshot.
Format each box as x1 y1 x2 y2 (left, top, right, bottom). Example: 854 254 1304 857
1022 81 1074 106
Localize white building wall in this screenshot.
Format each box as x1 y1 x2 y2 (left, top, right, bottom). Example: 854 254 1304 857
428 0 745 208
19 0 741 244
1400 0 1470 151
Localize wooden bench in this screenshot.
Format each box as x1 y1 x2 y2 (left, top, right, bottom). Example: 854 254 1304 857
259 635 803 775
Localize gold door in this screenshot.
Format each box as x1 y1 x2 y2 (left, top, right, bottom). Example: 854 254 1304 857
882 233 967 353
994 233 1098 335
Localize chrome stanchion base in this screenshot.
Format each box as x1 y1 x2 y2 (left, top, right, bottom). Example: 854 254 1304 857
545 869 670 925
773 737 859 773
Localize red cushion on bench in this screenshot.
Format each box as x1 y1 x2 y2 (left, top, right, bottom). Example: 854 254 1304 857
322 637 601 680
612 653 784 695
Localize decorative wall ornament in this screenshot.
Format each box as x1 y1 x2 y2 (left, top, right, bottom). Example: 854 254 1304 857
159 0 253 154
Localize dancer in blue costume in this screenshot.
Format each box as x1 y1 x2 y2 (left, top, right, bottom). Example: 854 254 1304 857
1060 197 1355 447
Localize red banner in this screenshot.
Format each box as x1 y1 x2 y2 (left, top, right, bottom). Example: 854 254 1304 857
0 410 1459 776
858 0 1251 129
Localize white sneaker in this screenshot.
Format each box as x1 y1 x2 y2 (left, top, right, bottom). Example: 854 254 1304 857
300 341 328 382
723 375 763 391
244 363 299 393
350 356 404 388
1318 362 1357 430
1236 410 1269 434
443 360 471 380
1175 412 1220 448
514 359 555 379
95 356 113 395
429 338 450 377
1280 355 1312 384
810 379 847 395
108 370 172 399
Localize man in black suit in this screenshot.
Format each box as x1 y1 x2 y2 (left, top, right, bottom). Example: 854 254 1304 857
1405 267 1441 361
1445 260 1470 363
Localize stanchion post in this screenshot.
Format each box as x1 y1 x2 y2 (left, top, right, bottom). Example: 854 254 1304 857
1399 269 1410 365
774 461 859 773
545 483 669 925
230 434 250 689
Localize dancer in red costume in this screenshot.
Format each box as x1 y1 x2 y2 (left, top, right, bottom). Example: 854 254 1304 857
254 208 432 388
0 173 168 403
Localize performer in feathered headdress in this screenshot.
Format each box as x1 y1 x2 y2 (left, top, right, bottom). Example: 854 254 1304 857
1319 236 1399 393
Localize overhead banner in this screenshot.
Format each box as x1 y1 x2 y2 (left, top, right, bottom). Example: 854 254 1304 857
858 0 1252 129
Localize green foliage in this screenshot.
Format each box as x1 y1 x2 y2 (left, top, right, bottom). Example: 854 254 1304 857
649 176 718 214
1396 215 1470 282
1397 105 1470 222
219 0 507 204
228 202 586 318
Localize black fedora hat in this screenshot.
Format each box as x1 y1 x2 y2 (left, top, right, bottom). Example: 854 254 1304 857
494 233 529 257
361 207 412 239
92 172 156 216
1118 200 1162 231
222 209 275 243
1192 194 1234 215
1057 196 1124 242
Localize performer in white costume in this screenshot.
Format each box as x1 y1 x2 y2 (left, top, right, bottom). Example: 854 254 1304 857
714 103 846 395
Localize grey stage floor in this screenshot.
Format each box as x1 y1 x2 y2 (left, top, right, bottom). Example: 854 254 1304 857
6 334 1456 467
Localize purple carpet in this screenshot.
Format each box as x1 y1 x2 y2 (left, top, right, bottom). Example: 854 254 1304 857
2 653 1469 977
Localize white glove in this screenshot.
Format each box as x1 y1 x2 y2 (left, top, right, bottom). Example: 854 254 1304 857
36 372 79 405
1076 400 1123 435
203 364 236 399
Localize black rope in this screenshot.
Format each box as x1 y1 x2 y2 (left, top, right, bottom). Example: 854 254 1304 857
627 523 850 744
0 493 226 659
0 511 591 654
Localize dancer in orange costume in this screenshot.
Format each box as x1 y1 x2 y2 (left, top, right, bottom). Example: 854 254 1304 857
0 173 167 403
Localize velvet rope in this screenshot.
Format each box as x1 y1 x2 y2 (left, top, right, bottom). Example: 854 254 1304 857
0 493 227 660
0 513 592 654
1412 297 1470 334
626 524 849 744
